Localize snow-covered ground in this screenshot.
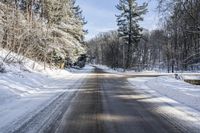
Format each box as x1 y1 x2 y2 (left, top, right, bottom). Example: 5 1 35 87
0 49 94 132
128 76 200 111
127 76 200 132
182 75 200 80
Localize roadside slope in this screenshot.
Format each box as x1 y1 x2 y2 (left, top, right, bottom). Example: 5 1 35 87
0 50 94 132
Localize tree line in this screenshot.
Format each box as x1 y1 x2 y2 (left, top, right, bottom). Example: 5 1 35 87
0 0 86 69
87 0 200 72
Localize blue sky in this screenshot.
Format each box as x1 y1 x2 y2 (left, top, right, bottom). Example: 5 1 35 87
76 0 159 40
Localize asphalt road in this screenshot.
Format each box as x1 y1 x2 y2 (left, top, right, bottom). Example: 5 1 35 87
45 68 185 133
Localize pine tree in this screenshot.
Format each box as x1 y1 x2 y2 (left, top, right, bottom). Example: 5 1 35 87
0 0 87 68
70 0 87 42
116 0 147 69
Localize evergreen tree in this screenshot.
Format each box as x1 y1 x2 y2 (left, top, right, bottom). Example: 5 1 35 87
70 0 87 42
0 0 86 68
116 0 147 69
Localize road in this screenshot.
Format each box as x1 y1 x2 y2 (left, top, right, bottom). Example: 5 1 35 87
9 67 192 133
42 67 185 133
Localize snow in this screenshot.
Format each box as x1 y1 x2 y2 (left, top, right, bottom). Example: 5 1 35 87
127 76 200 132
128 76 200 111
0 49 94 132
182 75 200 80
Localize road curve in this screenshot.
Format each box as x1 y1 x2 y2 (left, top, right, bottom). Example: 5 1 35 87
46 68 185 133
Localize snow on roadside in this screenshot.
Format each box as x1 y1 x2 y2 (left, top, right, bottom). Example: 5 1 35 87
128 76 200 111
128 76 200 132
0 49 94 131
182 75 200 80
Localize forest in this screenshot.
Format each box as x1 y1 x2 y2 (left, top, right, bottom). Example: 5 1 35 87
1 0 200 72
0 0 86 69
87 0 200 72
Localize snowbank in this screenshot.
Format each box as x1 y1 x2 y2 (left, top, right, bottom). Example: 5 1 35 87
0 49 94 131
128 76 200 111
182 75 200 80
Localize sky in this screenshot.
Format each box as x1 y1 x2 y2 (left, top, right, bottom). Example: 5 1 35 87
76 0 159 40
